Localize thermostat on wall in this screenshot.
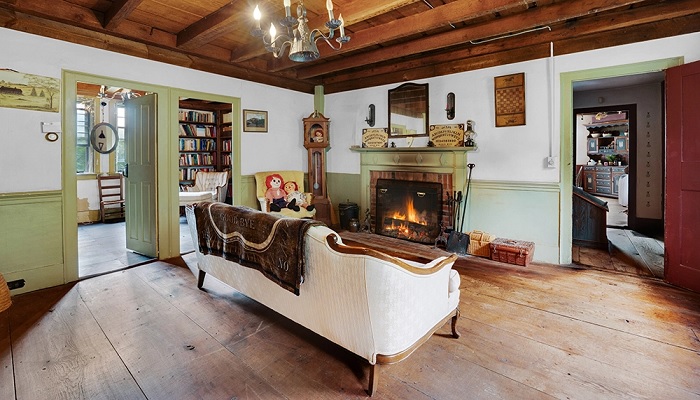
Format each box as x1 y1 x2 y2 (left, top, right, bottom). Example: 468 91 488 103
41 122 61 133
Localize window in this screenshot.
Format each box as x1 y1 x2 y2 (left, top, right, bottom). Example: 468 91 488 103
76 98 94 173
115 105 126 173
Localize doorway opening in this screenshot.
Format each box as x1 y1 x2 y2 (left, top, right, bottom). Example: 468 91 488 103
75 81 155 278
570 72 665 278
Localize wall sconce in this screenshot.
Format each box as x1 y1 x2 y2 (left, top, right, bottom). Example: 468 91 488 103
365 104 375 126
446 92 455 120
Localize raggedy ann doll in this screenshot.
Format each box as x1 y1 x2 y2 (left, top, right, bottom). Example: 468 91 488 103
264 174 310 212
264 173 289 212
284 181 315 212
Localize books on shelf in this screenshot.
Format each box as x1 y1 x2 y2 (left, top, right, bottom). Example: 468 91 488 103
179 109 215 123
222 112 233 124
179 153 215 166
179 138 216 151
179 167 214 182
179 123 216 137
221 154 232 166
221 138 232 152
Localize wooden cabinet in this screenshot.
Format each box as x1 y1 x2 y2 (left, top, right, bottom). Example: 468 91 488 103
583 165 626 198
583 166 596 193
585 119 629 166
178 100 233 188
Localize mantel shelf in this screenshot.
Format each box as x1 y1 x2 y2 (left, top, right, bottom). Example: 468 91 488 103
350 146 475 153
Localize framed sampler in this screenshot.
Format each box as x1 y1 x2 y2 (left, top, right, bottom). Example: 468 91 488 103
494 72 526 127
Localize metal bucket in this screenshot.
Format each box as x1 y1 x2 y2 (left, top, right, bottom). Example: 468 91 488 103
338 201 359 230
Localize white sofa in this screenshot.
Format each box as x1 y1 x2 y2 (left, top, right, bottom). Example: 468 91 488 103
185 205 461 395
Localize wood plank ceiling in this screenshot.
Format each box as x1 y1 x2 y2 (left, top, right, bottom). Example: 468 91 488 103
1 0 698 94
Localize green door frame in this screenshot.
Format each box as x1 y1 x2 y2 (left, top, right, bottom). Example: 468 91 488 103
558 57 683 264
62 71 241 282
168 88 242 252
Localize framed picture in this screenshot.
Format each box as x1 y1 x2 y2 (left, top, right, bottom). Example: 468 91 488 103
243 109 268 132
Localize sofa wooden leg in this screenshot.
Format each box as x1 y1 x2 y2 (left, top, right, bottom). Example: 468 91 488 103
451 308 461 338
197 270 206 289
367 363 379 396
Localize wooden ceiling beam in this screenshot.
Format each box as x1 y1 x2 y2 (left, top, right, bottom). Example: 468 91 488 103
103 0 143 30
229 0 422 63
323 10 700 94
177 0 244 50
268 0 531 73
0 7 316 93
322 0 700 88
295 0 648 79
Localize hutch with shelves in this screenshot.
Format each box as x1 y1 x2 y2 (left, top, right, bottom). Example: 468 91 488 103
582 118 629 198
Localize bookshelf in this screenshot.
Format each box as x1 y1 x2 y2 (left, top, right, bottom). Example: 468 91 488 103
178 100 233 191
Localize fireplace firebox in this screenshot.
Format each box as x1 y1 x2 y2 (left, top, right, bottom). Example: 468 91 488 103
375 179 442 244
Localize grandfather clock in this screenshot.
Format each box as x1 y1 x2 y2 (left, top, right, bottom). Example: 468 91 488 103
303 111 332 226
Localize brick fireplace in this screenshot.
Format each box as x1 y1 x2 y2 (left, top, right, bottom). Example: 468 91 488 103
371 171 452 244
351 146 473 242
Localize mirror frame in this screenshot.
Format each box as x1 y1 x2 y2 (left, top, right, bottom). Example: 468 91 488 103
388 82 429 138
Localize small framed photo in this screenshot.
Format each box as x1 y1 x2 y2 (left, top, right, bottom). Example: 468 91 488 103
243 109 268 132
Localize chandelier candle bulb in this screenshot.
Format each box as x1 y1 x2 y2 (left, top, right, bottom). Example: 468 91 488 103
339 14 345 37
253 5 261 29
284 0 291 17
251 1 349 61
327 0 334 20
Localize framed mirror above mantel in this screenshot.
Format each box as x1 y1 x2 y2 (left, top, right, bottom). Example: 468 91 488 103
388 82 429 138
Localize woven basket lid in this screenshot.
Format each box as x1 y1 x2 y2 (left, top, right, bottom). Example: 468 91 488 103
0 273 11 313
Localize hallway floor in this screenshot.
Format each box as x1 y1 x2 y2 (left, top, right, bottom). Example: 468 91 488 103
78 216 194 278
573 195 665 279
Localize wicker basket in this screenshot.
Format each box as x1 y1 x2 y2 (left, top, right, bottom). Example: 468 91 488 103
0 273 11 313
467 230 495 257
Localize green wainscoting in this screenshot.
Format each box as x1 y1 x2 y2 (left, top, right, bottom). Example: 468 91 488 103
238 175 259 209
327 172 362 211
465 180 561 264
0 191 65 295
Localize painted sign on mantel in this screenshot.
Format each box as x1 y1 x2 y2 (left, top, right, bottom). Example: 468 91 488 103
362 128 388 148
0 68 60 112
429 124 464 147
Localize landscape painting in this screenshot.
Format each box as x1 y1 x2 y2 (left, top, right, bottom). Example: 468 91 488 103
0 68 60 112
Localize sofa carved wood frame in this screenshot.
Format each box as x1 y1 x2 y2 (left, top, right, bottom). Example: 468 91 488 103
325 234 461 396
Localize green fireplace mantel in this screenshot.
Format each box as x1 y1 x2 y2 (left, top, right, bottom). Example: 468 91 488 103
350 146 475 215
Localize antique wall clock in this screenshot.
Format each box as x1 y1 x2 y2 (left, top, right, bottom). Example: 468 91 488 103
303 111 331 225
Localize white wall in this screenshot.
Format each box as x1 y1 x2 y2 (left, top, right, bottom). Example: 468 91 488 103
0 27 314 195
326 32 700 183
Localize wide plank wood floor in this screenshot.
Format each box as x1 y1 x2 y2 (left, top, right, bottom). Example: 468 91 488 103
1 251 699 399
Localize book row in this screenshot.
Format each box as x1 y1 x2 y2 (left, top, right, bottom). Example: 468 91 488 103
179 123 216 137
179 109 215 123
179 153 215 167
179 138 216 151
179 167 214 182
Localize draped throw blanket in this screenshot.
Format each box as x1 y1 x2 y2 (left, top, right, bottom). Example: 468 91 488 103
194 202 322 295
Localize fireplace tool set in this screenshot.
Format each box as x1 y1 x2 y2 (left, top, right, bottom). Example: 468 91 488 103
445 163 476 255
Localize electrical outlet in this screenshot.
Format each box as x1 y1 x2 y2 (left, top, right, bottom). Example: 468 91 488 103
546 156 557 168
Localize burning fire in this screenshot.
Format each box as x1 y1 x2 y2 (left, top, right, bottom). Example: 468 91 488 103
388 197 427 225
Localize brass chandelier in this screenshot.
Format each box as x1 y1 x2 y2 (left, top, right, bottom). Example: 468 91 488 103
251 0 350 62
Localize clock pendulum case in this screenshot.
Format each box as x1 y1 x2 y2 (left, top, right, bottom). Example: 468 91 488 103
303 111 332 226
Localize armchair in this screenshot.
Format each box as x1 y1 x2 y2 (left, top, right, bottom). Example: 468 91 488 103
180 171 229 206
254 170 316 218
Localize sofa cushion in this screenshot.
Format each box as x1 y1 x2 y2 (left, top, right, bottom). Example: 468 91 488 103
449 269 460 293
